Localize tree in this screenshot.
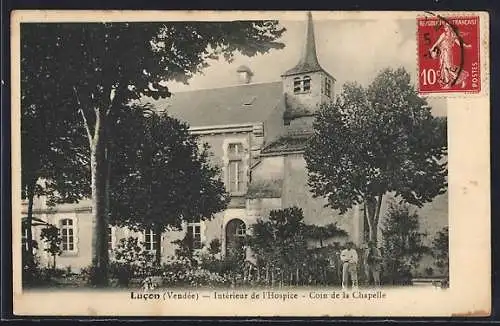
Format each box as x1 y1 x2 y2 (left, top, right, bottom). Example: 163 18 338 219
108 107 228 264
380 202 429 284
304 223 348 247
432 226 449 276
248 207 310 286
21 21 285 285
305 67 447 243
21 72 90 268
40 225 63 270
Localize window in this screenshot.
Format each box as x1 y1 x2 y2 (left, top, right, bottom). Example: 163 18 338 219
225 219 246 255
21 227 28 252
60 218 75 252
187 223 202 250
143 228 160 251
303 76 311 92
228 160 244 193
293 76 312 94
324 77 332 97
293 77 302 94
227 142 245 194
228 143 243 155
236 223 246 238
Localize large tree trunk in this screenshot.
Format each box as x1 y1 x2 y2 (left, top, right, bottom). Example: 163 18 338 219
365 195 384 243
25 179 36 268
90 109 109 287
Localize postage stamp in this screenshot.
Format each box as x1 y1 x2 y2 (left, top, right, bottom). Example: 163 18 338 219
417 14 481 94
10 10 490 317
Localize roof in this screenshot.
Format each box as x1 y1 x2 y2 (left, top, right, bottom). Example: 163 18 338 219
261 133 312 155
143 82 283 127
282 12 324 77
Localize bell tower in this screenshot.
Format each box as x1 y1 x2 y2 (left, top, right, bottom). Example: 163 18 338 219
281 12 335 128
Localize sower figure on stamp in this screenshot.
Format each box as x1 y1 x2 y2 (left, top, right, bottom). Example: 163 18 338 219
364 241 382 287
429 22 472 89
340 241 358 290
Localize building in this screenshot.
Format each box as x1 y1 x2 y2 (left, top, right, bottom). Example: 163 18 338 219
21 13 448 275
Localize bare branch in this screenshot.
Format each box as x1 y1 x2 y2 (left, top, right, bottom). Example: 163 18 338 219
72 86 93 147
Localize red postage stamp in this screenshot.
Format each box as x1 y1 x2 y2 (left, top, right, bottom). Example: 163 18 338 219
417 15 481 94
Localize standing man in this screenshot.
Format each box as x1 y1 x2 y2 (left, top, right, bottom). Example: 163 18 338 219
340 241 358 290
364 241 382 287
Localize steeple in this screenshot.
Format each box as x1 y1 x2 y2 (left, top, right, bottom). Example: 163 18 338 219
282 11 323 77
280 11 335 130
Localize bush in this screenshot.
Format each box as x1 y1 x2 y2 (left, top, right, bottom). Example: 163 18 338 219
22 255 47 286
22 254 73 287
432 227 449 277
110 237 156 286
161 256 231 287
79 265 102 286
247 207 338 286
380 203 429 285
79 237 157 287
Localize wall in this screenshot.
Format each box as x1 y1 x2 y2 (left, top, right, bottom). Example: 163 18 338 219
32 208 93 272
375 192 448 277
282 72 329 112
251 156 284 181
281 154 361 242
248 153 364 244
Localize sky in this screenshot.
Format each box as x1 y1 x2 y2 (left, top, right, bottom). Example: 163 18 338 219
166 14 446 116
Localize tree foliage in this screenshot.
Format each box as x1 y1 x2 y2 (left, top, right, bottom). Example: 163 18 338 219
305 67 447 242
432 226 449 276
40 225 63 269
248 207 313 285
21 41 90 264
380 203 429 284
108 106 228 232
303 223 348 247
21 21 286 118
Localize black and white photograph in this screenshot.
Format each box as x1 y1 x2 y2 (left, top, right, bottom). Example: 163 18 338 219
12 10 490 316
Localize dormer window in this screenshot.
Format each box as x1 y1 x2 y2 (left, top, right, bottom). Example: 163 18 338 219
293 76 312 94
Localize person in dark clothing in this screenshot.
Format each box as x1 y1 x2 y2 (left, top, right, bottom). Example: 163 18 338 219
364 241 382 287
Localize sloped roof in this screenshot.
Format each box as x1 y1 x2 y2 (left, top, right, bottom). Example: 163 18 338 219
143 82 283 127
261 133 312 155
282 12 324 77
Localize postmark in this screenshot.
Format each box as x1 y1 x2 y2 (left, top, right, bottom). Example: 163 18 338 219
417 14 480 94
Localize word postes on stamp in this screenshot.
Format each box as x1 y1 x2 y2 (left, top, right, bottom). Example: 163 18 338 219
417 15 480 94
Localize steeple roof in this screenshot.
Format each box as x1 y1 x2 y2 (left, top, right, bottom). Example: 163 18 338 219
282 11 324 77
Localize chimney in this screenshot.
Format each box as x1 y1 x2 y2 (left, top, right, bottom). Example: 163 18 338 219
236 65 253 84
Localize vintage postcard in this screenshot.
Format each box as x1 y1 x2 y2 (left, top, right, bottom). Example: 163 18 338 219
11 10 490 317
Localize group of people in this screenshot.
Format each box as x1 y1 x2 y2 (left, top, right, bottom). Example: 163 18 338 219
340 241 382 289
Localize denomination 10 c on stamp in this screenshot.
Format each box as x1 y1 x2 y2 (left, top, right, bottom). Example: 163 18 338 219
417 15 480 94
